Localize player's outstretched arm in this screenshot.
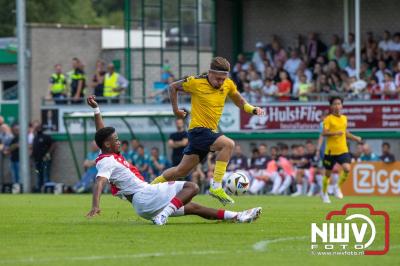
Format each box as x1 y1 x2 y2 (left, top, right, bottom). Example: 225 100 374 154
169 79 187 118
229 91 265 116
86 95 105 131
87 176 108 217
346 131 362 143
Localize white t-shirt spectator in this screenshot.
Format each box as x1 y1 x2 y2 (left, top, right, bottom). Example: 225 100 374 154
375 69 389 85
388 41 400 52
262 84 277 102
250 79 263 90
284 58 302 80
342 42 355 54
378 40 395 52
345 66 357 77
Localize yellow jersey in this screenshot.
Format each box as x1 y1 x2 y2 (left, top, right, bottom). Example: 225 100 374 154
182 75 238 130
323 114 348 155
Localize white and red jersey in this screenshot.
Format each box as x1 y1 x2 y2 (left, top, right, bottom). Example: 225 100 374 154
96 153 149 198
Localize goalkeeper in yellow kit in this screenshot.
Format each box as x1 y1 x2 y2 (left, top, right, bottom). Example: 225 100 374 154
152 57 264 205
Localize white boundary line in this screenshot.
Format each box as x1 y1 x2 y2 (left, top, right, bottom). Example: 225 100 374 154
0 250 226 265
253 236 309 252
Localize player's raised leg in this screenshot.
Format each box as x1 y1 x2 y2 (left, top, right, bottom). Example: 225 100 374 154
321 169 332 203
208 135 235 205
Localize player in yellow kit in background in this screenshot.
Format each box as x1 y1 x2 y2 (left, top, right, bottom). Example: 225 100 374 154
151 57 265 205
321 96 362 203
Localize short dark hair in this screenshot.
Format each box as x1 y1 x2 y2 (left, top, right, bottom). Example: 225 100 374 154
329 96 343 105
95 127 115 149
121 140 129 146
382 142 390 148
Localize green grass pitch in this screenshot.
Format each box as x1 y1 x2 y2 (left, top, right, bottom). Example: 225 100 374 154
0 195 399 266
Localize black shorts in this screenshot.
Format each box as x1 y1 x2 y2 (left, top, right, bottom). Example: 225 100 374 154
323 153 351 170
183 127 222 162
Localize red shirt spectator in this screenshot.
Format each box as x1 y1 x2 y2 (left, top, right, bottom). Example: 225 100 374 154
277 71 292 101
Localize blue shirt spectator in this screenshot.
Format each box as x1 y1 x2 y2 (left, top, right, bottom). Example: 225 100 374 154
132 145 150 181
149 147 168 180
73 141 99 193
360 143 380 162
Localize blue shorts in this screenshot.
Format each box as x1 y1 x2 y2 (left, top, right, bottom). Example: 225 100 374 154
183 127 222 161
323 153 351 170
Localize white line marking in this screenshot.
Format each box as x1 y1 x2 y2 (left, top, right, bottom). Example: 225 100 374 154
0 250 226 265
253 236 308 252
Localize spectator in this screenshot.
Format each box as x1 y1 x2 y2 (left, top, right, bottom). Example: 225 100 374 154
249 144 271 181
129 139 141 161
252 42 267 73
262 78 277 102
327 34 340 61
47 64 67 104
161 60 174 83
132 144 150 182
307 32 326 65
72 141 99 193
375 60 389 85
249 71 263 90
296 74 312 101
342 33 355 55
32 124 54 192
345 56 357 77
148 147 168 181
360 143 380 162
103 63 129 103
394 61 400 88
69 57 85 103
277 71 292 101
271 39 287 66
92 59 106 100
284 50 302 81
378 30 394 52
380 142 395 163
367 76 382 100
382 72 397 100
0 120 13 181
334 46 348 70
226 144 248 174
7 124 20 185
120 140 131 163
168 118 188 167
388 32 400 53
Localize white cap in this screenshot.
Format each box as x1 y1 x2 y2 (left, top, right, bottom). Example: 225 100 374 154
255 42 264 48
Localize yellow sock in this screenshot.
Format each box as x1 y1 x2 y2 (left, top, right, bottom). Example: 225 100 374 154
338 171 349 188
322 176 329 194
212 161 228 188
151 175 167 184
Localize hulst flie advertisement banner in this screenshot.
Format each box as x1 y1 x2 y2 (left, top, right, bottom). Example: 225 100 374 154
311 204 389 256
240 102 400 132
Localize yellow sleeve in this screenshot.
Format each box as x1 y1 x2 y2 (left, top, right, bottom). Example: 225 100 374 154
182 76 196 93
323 116 330 131
227 79 238 97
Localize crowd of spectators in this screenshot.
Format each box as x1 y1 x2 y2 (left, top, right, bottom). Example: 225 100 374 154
0 116 54 193
233 31 400 102
1 115 396 195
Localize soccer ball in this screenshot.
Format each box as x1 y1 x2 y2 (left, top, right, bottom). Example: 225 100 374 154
225 171 250 195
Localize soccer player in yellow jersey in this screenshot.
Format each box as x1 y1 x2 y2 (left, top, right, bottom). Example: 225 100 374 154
151 57 264 205
321 96 362 203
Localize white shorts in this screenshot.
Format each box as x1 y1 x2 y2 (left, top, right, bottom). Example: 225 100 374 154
132 181 186 220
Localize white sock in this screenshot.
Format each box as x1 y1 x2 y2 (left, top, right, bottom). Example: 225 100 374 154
328 184 334 194
296 184 302 193
160 204 178 217
171 207 185 217
224 210 238 220
212 180 222 189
